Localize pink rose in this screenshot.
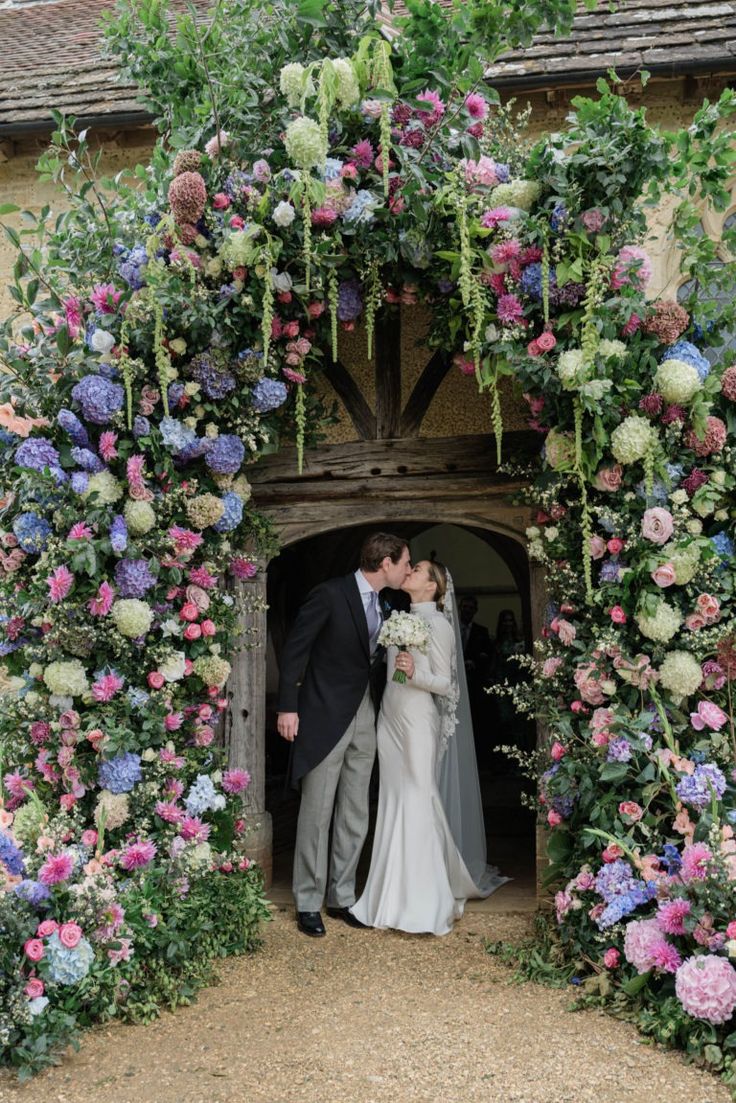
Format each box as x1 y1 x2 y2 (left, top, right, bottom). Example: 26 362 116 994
37 919 58 938
212 192 231 209
542 657 563 678
651 563 677 587
229 215 245 230
283 321 300 338
547 810 563 826
591 731 611 747
619 801 643 822
556 619 576 646
179 602 200 622
58 922 83 949
641 507 674 545
147 671 165 689
685 613 706 632
183 623 202 641
607 538 624 556
594 465 623 492
25 978 45 999
24 939 45 962
536 331 557 352
589 535 607 559
609 606 627 624
690 700 729 731
727 922 736 940
571 700 587 713
696 593 720 621
81 829 98 847
602 844 624 863
185 585 210 613
526 339 541 357
603 947 620 969
200 619 217 637
550 741 567 762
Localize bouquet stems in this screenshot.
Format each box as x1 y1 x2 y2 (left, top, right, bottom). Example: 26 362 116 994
393 645 409 683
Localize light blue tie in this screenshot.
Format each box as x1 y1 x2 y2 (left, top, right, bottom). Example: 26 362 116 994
367 590 381 652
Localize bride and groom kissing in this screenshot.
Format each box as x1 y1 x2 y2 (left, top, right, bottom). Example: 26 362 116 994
276 531 506 937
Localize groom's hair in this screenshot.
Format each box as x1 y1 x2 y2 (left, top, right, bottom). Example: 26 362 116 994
359 532 408 572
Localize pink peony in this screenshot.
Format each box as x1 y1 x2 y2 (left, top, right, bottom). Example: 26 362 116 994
675 955 736 1024
657 898 691 935
81 829 98 847
147 671 165 690
603 947 620 969
120 839 157 870
651 563 677 588
641 507 674 545
690 700 729 731
24 939 45 962
58 922 83 949
536 331 557 353
681 842 713 881
47 565 74 603
38 852 74 885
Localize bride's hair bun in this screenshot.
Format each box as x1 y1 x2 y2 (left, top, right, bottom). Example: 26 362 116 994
426 559 448 611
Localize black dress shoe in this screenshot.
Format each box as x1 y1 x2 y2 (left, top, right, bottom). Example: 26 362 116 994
326 906 367 929
296 911 326 937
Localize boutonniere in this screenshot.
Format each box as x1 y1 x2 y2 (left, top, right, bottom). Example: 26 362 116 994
381 598 393 617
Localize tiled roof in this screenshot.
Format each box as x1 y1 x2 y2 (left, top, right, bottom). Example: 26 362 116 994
1 0 736 135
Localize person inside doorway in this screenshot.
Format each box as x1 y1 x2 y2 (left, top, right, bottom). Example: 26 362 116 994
458 594 494 768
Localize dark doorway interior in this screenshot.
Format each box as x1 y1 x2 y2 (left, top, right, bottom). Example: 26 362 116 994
265 521 537 900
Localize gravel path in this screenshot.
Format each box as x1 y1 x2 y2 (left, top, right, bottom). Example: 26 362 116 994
2 907 730 1103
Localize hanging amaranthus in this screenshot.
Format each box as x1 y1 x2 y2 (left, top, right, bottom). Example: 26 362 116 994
152 297 172 415
328 267 339 362
295 381 307 476
355 38 395 198
573 398 593 604
302 186 313 295
489 370 503 467
541 234 551 326
260 238 275 364
456 180 473 310
362 257 383 359
379 104 391 198
118 313 134 429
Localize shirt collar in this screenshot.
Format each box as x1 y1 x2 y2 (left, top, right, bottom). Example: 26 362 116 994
354 569 377 597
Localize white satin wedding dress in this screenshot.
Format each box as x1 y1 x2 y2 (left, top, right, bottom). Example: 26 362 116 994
352 601 481 935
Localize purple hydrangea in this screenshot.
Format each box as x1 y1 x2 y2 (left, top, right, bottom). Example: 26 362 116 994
114 558 156 598
607 738 633 763
15 438 64 483
0 831 25 876
495 163 511 183
117 244 148 290
205 434 245 475
133 416 151 438
57 409 90 447
167 382 186 408
175 438 211 464
97 751 142 794
12 512 52 553
193 355 237 400
110 515 128 553
71 447 106 473
71 472 89 494
71 375 125 425
213 491 244 532
594 859 653 929
550 281 585 308
599 559 625 583
676 763 727 810
14 878 51 906
337 279 363 321
251 378 288 414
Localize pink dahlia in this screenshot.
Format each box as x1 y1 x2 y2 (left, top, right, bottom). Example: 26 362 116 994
90 283 122 314
650 941 682 974
464 92 489 119
120 839 157 870
351 139 374 168
222 768 251 795
638 392 663 416
681 842 713 881
657 898 691 935
682 467 709 497
155 800 184 824
67 522 93 541
4 771 33 799
496 294 524 324
91 672 125 703
98 430 118 461
230 556 258 580
481 207 514 229
169 526 204 553
38 851 74 885
64 296 83 339
179 815 210 843
188 566 218 589
684 415 727 457
490 240 521 266
415 89 445 127
47 565 74 603
675 955 736 1024
610 245 652 291
88 580 115 617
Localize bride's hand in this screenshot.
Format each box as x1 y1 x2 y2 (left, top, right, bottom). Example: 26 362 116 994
395 652 414 678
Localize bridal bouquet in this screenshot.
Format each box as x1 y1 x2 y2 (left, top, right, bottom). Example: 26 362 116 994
378 611 430 683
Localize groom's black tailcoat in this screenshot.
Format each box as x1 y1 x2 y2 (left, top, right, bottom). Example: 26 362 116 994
276 574 395 787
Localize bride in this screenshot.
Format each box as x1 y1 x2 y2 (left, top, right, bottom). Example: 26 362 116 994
351 559 507 936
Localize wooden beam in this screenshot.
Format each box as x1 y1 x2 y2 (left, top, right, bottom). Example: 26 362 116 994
400 349 452 437
323 357 376 440
374 309 402 439
253 472 519 506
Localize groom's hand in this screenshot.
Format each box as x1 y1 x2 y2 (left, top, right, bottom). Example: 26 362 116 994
277 712 299 741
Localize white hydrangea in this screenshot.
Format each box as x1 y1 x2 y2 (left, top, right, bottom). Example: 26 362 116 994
111 599 153 639
489 180 541 211
654 358 701 404
83 471 123 504
611 415 657 465
272 201 296 228
95 790 130 831
124 499 156 536
43 659 89 697
556 348 587 390
284 116 327 170
279 62 314 108
332 58 360 107
636 601 682 643
662 541 700 585
658 650 703 699
598 339 626 360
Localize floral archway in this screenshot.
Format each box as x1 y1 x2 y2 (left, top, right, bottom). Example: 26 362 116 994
1 3 736 1084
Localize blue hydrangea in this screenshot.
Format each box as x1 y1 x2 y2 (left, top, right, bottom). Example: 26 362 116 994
185 773 226 816
117 244 148 290
0 831 25 876
71 446 106 473
205 434 245 475
13 879 50 907
711 532 734 560
57 409 90 447
193 355 237 400
676 763 727 810
550 202 567 232
343 190 379 224
664 339 711 381
114 558 157 598
13 512 52 554
71 472 89 494
607 738 632 763
143 210 162 228
635 477 668 503
218 283 236 301
599 560 625 583
251 378 288 414
98 752 142 794
213 491 244 533
337 279 363 322
539 764 577 817
594 859 653 929
321 157 344 181
110 515 128 553
167 382 186 408
71 375 125 425
133 416 151 438
495 163 511 183
160 416 197 454
175 438 211 464
0 429 16 453
45 931 94 985
15 438 66 483
519 262 544 300
127 686 150 710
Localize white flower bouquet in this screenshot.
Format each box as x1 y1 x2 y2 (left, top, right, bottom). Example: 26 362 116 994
378 611 430 684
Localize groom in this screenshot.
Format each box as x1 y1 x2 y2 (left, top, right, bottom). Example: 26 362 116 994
276 531 411 936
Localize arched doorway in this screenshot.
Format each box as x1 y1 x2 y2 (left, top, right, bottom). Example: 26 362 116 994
261 520 538 906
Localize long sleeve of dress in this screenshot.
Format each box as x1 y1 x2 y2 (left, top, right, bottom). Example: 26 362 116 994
408 617 453 698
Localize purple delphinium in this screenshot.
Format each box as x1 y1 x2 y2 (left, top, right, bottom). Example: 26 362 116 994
205 434 245 475
97 752 142 794
114 558 156 598
71 375 125 425
250 379 288 414
57 409 90 447
71 447 106 473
